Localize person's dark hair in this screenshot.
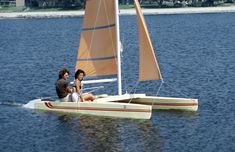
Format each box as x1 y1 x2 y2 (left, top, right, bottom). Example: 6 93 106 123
58 68 70 79
75 69 86 79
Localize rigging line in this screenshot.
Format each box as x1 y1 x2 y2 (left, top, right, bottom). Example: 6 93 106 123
83 87 104 94
82 86 104 91
122 56 128 94
164 81 194 100
128 81 139 103
156 80 164 96
103 0 117 63
152 80 164 106
120 36 128 93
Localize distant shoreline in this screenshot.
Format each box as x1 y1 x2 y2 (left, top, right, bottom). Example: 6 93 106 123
1 6 235 19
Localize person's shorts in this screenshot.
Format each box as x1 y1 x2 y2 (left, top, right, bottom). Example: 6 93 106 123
72 92 80 102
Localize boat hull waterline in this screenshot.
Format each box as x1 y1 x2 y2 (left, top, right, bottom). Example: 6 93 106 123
24 98 152 119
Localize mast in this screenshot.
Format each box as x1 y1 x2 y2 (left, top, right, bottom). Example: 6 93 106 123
115 0 122 95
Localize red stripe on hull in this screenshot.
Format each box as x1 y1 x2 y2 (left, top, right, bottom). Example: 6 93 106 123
43 102 150 113
139 102 197 106
48 102 53 107
153 103 197 106
44 102 53 108
112 100 198 106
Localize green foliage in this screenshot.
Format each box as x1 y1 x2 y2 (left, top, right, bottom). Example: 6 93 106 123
119 4 135 9
1 0 234 12
0 6 26 12
25 0 85 9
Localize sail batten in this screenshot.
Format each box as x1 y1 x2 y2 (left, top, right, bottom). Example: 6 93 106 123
134 0 163 81
78 55 117 61
82 23 116 31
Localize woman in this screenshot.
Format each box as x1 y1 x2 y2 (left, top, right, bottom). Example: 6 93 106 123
72 69 97 102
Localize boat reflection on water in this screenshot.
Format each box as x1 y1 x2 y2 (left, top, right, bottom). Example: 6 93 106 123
34 106 199 152
153 109 199 118
54 113 164 152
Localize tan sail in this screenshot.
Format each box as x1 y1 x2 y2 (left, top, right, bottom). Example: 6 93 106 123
76 0 117 77
134 0 163 81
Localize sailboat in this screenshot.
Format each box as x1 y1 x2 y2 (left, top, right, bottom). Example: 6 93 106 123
73 0 198 111
24 0 198 119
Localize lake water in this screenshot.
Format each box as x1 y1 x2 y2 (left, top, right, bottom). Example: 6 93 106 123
0 13 235 152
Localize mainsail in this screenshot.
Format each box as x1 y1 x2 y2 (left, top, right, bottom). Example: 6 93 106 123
76 0 117 77
134 0 163 81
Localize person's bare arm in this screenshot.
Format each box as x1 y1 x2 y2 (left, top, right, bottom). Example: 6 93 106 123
75 80 84 102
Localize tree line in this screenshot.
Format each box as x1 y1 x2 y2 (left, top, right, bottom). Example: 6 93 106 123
25 0 234 9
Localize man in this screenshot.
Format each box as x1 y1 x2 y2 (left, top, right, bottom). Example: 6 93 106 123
55 68 72 102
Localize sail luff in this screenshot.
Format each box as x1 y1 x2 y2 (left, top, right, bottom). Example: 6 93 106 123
134 0 163 81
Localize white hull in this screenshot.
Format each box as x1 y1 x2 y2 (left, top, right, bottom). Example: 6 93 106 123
100 94 198 112
23 98 152 119
134 96 198 111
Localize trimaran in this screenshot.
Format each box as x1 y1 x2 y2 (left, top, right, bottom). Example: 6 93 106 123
24 0 198 119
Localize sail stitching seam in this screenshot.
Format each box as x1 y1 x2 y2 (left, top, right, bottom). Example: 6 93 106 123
84 0 102 71
103 0 117 65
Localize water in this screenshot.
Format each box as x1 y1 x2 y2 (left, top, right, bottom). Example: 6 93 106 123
0 13 235 151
